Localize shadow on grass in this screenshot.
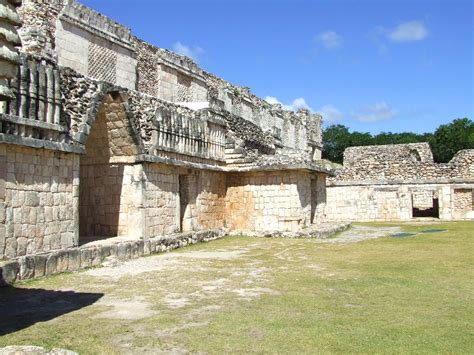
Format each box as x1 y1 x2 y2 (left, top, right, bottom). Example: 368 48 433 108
0 287 103 336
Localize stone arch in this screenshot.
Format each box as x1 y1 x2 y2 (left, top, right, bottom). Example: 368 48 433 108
78 90 144 244
74 85 145 154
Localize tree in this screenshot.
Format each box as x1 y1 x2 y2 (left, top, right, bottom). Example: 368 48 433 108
323 125 373 163
322 124 352 164
430 118 474 163
322 118 473 164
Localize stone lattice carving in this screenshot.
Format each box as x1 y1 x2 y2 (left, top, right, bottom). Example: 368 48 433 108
0 0 22 100
88 42 117 84
176 72 192 102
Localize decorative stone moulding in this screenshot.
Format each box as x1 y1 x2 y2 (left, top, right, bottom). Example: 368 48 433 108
0 0 22 100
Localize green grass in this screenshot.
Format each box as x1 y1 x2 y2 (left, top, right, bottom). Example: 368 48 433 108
1 221 473 354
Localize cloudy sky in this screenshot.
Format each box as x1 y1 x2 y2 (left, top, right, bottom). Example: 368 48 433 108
82 0 472 134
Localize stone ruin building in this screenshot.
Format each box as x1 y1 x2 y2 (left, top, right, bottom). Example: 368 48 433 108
0 0 472 284
0 0 331 283
324 143 474 222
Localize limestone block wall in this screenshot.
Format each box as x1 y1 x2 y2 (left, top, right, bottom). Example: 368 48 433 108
133 37 207 102
453 189 474 219
412 190 435 210
226 171 312 232
143 164 180 237
324 183 474 222
79 164 144 238
155 64 207 103
311 174 327 223
0 144 79 260
142 165 226 237
324 185 412 222
196 171 226 230
55 1 137 89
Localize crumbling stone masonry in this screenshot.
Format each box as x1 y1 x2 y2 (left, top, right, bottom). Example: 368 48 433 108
0 0 331 283
323 143 474 222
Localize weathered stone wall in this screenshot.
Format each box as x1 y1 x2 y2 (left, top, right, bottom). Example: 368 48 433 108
226 171 312 232
325 183 474 222
0 144 79 259
133 37 207 102
412 190 435 210
331 144 474 183
79 92 143 239
80 164 144 239
196 170 226 230
453 189 474 219
206 73 323 155
55 0 137 89
17 0 63 59
325 144 474 222
143 163 180 237
16 0 323 162
325 185 412 222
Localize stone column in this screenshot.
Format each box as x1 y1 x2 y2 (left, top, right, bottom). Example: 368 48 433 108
0 0 22 101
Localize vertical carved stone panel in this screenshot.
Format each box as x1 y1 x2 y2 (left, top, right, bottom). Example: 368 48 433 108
0 0 22 100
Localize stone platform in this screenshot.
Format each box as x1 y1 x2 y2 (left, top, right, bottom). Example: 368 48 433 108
230 222 351 238
0 229 225 286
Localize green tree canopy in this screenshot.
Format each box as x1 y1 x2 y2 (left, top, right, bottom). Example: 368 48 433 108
430 118 474 162
322 118 473 164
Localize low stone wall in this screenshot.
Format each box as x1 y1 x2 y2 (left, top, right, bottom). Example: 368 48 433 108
231 222 351 239
0 229 225 285
324 183 474 222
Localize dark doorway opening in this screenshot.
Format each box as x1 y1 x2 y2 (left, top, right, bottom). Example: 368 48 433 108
310 177 318 224
179 175 196 232
413 198 439 218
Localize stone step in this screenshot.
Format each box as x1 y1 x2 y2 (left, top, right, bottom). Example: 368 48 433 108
225 158 248 164
225 153 245 159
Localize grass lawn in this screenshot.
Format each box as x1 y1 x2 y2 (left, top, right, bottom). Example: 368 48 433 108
0 221 473 354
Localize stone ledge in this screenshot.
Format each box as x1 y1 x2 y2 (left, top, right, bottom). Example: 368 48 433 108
230 222 351 239
0 134 84 154
0 114 66 132
0 346 77 355
0 229 226 286
327 179 474 187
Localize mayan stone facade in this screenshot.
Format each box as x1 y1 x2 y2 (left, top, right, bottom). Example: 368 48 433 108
0 0 472 284
323 143 474 222
0 0 329 280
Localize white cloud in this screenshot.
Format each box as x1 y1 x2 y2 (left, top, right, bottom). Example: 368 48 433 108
316 104 343 123
264 96 281 105
315 30 343 49
264 96 312 112
172 41 204 61
387 21 428 42
351 102 397 122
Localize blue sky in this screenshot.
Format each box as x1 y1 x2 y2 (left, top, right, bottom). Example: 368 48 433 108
81 0 473 134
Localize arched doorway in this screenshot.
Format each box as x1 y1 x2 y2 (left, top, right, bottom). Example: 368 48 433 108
79 92 142 244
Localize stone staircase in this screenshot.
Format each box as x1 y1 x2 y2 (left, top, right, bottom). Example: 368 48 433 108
225 147 247 165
